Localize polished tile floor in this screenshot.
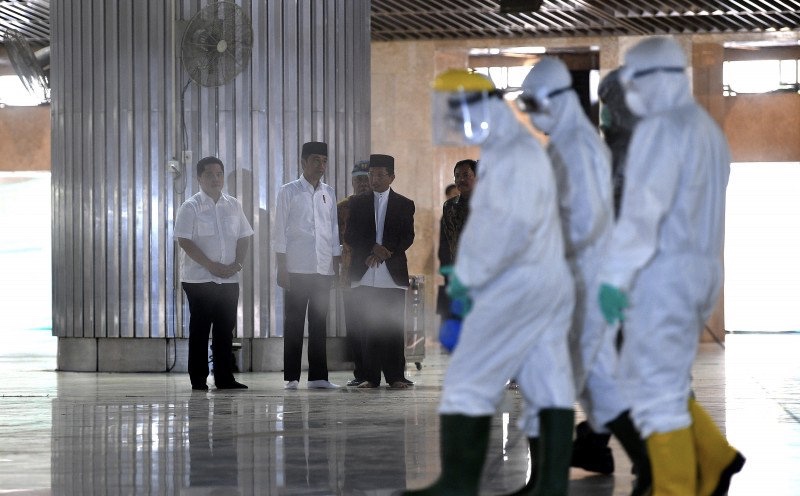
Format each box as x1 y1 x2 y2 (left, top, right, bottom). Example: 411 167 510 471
0 334 798 495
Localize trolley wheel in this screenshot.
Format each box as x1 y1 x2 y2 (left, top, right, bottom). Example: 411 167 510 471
415 362 422 370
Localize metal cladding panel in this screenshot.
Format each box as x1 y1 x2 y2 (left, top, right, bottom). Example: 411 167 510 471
104 0 121 337
51 0 371 345
91 0 107 338
50 0 65 338
81 0 95 338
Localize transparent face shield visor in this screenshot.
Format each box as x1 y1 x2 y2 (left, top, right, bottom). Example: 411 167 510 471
432 89 492 146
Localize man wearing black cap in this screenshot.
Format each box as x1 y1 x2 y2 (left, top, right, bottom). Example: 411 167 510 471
337 160 372 387
345 154 415 389
273 141 341 390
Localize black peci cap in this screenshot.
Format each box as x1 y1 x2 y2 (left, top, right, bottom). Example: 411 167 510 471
369 154 394 174
301 141 328 159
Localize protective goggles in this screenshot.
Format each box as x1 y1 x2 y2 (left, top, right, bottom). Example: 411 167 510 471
619 65 685 88
515 86 573 113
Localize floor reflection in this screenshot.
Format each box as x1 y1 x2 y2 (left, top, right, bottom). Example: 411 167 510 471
188 395 239 490
44 373 536 495
0 337 798 494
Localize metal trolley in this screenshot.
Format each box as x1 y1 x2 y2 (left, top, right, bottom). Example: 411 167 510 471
405 275 426 370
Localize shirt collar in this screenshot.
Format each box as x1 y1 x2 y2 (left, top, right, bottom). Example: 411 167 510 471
373 188 391 199
198 188 228 205
300 174 323 192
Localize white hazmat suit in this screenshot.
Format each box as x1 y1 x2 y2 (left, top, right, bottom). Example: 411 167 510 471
598 37 744 495
521 57 624 432
439 95 575 435
598 38 729 438
405 70 576 496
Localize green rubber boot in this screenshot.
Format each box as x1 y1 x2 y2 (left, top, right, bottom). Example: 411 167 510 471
532 408 574 496
606 410 652 496
402 414 492 496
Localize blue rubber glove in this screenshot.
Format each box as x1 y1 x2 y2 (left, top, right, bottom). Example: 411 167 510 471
439 296 473 352
598 283 629 324
439 318 461 352
438 266 472 352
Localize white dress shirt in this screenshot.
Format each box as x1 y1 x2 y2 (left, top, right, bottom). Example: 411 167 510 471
353 189 404 289
174 190 254 283
273 175 341 275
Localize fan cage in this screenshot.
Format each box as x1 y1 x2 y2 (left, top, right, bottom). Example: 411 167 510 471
181 1 254 87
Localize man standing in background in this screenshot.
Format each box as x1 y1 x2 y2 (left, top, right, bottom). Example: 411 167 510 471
345 154 415 389
337 160 372 387
175 156 253 391
437 159 477 318
273 141 341 390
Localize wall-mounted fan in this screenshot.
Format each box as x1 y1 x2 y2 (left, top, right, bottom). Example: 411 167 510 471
180 1 253 87
1 27 50 102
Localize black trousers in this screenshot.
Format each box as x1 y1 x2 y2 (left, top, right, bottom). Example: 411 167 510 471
353 286 407 385
342 289 364 381
182 282 239 387
283 273 332 382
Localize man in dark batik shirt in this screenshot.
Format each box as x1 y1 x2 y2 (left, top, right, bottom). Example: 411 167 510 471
437 159 477 315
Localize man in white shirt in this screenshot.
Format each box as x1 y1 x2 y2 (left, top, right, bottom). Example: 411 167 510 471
273 141 341 390
344 154 415 389
175 156 254 391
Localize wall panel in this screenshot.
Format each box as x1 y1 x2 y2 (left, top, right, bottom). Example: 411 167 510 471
51 1 372 358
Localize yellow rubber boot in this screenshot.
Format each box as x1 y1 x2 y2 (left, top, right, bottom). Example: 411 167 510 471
689 398 746 496
646 428 696 496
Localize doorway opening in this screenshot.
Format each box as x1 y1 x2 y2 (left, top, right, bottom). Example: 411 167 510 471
0 172 56 366
468 45 600 125
725 162 800 333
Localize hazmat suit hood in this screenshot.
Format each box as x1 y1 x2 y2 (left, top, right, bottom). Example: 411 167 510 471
620 37 692 116
520 57 574 135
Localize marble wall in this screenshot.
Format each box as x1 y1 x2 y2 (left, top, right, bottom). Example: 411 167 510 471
370 31 800 343
0 107 50 171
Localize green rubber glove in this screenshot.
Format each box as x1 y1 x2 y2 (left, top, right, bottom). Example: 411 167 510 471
440 265 471 317
440 265 469 300
598 283 629 324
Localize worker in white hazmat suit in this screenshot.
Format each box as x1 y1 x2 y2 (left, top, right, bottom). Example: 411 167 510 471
401 69 575 496
514 56 651 496
597 36 745 495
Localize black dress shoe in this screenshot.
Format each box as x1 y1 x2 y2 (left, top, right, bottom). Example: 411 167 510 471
192 384 209 391
571 421 614 475
399 377 414 386
347 378 364 387
216 381 248 390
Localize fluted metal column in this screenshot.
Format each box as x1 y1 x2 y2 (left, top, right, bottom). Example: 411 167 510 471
51 0 371 371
